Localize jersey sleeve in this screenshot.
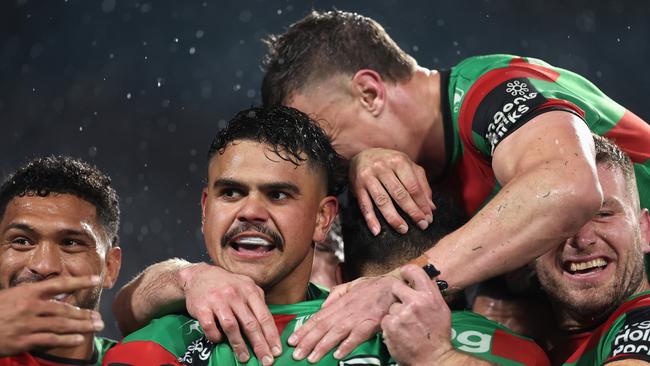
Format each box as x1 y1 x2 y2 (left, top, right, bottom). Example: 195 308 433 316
458 58 587 157
102 341 183 366
603 306 650 364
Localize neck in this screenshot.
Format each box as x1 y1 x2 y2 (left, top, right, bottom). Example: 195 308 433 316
41 334 95 361
264 255 313 305
400 67 446 177
556 280 650 332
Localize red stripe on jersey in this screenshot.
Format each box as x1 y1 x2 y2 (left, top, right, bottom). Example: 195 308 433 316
604 110 650 163
452 147 495 215
491 329 550 366
273 314 296 335
538 99 586 119
103 340 182 366
454 58 585 215
563 293 650 363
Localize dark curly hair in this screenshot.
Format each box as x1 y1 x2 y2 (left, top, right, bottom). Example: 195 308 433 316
261 10 415 106
208 105 346 196
0 156 120 246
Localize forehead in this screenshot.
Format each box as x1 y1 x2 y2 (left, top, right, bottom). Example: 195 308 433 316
1 193 99 229
597 164 629 203
208 140 325 189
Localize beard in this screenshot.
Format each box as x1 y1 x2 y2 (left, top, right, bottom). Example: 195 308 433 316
9 272 102 310
536 240 646 325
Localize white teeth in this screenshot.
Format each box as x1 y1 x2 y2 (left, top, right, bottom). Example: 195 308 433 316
52 293 67 301
569 258 607 272
236 237 271 246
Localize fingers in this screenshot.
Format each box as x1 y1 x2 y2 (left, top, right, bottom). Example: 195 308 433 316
26 333 85 349
30 316 103 334
413 165 435 212
212 300 250 363
36 275 101 298
355 184 381 236
36 301 97 320
247 289 282 357
392 164 433 224
332 319 377 360
195 309 223 343
321 282 352 308
231 296 275 365
400 264 436 293
365 177 408 234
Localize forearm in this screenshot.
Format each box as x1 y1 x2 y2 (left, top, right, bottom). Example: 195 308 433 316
424 160 602 290
113 258 193 335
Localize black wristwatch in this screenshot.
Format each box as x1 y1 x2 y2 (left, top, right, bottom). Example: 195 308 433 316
422 263 448 292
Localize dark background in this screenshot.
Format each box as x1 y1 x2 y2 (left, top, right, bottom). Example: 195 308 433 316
1 0 648 340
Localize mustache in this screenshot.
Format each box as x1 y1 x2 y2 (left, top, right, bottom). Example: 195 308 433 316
221 222 284 251
10 272 48 287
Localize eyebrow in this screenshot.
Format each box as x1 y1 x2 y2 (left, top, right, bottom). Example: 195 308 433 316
213 178 301 195
3 223 94 240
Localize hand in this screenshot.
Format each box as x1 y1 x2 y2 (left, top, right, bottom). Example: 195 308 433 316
381 264 453 365
0 275 103 357
179 263 281 366
288 275 400 362
349 148 434 236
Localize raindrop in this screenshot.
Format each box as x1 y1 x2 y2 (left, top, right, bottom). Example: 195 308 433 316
79 126 84 132
161 99 170 108
196 30 204 39
174 37 179 43
109 53 114 59
126 92 132 99
140 3 152 13
189 47 196 55
246 89 256 98
412 45 419 52
233 84 241 91
277 9 282 15
101 0 116 13
156 77 163 87
88 146 98 157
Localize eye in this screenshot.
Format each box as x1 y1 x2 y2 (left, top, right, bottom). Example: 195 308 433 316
220 188 243 200
10 237 32 246
62 239 83 246
268 191 289 201
595 210 614 219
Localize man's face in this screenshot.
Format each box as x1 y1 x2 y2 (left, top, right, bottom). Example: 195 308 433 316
0 194 121 310
201 140 337 297
535 164 650 318
289 88 397 160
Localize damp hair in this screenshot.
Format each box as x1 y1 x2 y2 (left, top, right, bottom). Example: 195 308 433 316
341 193 466 280
0 156 120 246
261 10 415 106
207 105 346 196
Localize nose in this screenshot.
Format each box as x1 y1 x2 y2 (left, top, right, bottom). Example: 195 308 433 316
236 193 270 223
27 241 63 279
567 220 598 250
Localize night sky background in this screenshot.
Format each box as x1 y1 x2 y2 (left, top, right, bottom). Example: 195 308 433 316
1 0 649 340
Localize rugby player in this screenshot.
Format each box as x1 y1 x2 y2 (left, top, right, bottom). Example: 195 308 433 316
257 10 650 361
0 156 122 365
534 136 650 364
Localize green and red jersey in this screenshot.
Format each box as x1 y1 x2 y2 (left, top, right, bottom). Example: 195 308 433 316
103 284 548 366
547 291 650 365
0 337 115 366
440 54 650 215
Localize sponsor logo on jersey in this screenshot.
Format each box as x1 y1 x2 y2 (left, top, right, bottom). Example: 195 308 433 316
453 87 465 113
611 310 650 357
451 327 492 354
338 355 382 365
484 79 540 154
178 336 213 365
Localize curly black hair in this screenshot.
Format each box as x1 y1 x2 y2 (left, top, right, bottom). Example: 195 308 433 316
208 105 346 196
0 156 120 246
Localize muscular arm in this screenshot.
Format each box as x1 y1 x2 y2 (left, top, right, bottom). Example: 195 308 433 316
113 258 190 335
422 111 602 289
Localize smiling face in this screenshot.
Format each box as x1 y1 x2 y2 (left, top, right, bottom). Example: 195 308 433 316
201 140 337 303
535 163 650 323
0 193 121 309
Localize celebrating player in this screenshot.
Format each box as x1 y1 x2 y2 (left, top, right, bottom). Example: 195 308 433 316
0 156 122 365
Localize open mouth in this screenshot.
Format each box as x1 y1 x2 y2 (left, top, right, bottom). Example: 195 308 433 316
563 258 608 275
230 236 276 254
